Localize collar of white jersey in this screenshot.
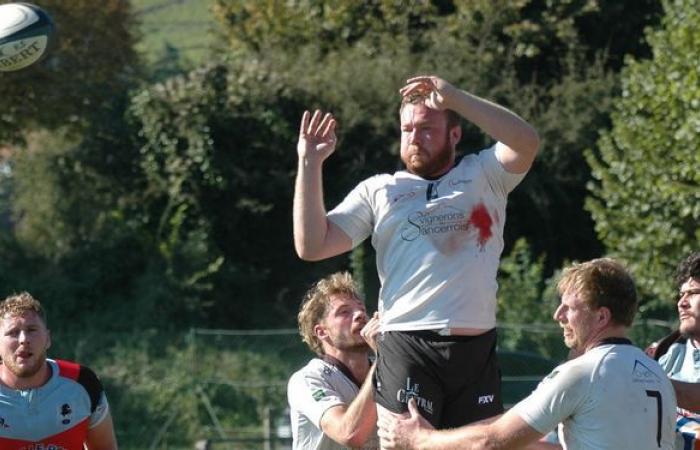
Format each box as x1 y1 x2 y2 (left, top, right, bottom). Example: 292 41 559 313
594 337 633 347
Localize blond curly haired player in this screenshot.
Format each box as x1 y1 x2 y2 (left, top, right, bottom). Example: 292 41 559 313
288 272 380 450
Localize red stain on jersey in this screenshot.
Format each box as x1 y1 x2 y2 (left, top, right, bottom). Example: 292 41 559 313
468 203 492 248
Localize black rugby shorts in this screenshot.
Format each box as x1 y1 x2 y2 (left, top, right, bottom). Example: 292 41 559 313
373 328 503 428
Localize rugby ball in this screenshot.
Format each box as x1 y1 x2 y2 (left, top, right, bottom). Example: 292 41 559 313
0 3 55 72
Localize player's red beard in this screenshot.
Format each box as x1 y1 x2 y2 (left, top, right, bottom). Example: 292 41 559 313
4 347 47 378
402 130 454 178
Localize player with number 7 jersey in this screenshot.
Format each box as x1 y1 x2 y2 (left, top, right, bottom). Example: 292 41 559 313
513 339 676 449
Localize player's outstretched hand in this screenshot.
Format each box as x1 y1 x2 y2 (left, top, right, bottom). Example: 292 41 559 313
360 312 381 353
399 75 458 111
297 109 337 164
378 398 432 450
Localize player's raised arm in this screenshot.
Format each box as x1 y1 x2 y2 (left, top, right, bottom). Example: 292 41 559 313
293 110 353 261
400 75 540 174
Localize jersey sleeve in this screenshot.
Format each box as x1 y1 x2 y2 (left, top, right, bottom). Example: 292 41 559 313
89 391 110 428
327 177 377 248
77 364 110 428
288 370 346 428
477 143 528 197
511 361 591 434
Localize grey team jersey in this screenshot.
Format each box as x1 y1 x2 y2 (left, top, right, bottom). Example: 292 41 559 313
288 358 378 450
659 338 700 382
0 358 109 449
513 341 676 450
328 144 525 331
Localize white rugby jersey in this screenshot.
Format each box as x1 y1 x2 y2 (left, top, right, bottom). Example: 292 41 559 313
288 358 378 450
513 340 677 449
328 144 525 331
0 358 110 449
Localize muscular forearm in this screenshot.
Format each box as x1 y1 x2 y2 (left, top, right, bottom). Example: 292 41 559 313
523 442 561 450
338 365 378 446
673 379 700 412
445 88 539 160
412 425 493 450
409 412 541 450
293 157 330 260
325 365 378 447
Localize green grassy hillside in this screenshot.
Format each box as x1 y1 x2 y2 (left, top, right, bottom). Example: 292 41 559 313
131 0 218 67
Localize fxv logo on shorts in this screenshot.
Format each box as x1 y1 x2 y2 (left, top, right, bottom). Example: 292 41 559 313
478 394 495 404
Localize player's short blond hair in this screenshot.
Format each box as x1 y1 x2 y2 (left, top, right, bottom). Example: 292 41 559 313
298 272 363 356
0 292 47 326
557 258 637 327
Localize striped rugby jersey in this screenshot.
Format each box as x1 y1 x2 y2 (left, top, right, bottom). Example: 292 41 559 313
0 358 109 449
676 409 700 449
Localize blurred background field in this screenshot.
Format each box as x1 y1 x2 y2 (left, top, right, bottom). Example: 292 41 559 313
50 320 674 448
132 0 217 67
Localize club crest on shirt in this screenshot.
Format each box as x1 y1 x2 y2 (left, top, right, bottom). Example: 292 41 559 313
58 402 72 425
632 360 661 384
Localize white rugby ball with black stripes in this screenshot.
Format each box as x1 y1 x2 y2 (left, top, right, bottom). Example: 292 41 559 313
0 2 55 72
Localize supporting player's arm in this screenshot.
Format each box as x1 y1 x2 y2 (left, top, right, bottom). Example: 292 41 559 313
320 363 378 448
400 76 540 174
319 312 381 447
86 411 118 450
379 399 544 450
672 379 700 412
293 110 353 261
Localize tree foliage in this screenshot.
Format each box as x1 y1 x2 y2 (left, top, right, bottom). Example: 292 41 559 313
0 0 665 330
586 0 700 315
0 0 139 144
496 238 565 360
0 0 681 445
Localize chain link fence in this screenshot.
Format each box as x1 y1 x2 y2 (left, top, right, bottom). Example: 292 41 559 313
50 320 675 449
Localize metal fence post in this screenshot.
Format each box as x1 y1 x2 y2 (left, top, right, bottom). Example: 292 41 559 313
264 406 272 450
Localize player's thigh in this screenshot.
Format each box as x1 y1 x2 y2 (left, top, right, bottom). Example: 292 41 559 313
374 331 444 427
442 343 503 428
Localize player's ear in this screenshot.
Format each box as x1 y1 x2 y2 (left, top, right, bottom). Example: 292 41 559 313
46 329 51 350
597 307 612 327
449 125 462 147
314 323 328 340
